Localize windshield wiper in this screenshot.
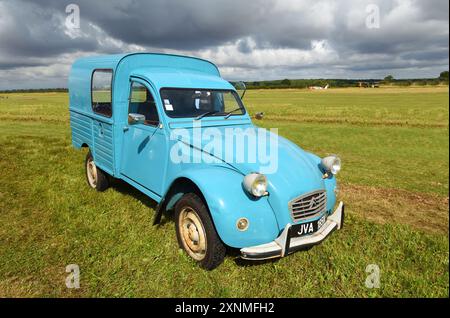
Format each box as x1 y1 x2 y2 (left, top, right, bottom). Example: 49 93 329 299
195 110 221 120
224 108 242 119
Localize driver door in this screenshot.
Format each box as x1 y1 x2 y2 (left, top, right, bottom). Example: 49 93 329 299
120 78 166 196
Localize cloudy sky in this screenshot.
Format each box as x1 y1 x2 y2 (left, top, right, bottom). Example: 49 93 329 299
0 0 448 89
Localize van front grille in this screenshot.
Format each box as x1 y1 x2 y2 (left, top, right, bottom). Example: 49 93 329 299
288 190 327 222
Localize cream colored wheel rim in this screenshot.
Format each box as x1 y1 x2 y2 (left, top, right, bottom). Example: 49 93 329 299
179 207 207 261
86 158 98 188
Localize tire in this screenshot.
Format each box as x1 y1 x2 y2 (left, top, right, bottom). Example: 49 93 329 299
85 150 109 192
175 193 226 270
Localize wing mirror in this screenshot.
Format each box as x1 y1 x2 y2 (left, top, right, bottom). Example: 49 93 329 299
128 113 145 125
232 81 247 100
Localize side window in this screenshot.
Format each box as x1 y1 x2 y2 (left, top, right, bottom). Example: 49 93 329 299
91 69 113 117
129 82 159 126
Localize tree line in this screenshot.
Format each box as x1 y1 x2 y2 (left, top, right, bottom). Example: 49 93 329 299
238 71 449 89
1 72 448 93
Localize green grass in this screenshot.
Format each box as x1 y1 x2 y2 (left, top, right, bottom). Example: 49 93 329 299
259 122 449 195
246 87 449 127
247 87 449 196
0 87 448 297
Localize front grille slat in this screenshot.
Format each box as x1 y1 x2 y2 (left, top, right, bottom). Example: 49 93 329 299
291 192 326 206
292 202 326 215
292 198 327 212
292 196 326 209
292 207 326 218
289 190 327 222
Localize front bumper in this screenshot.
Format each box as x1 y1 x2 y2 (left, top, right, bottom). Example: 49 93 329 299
240 201 344 260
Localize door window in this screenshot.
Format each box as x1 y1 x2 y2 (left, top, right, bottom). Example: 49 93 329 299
129 82 159 126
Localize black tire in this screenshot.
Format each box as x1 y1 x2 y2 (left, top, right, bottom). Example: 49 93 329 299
85 150 109 192
175 193 226 270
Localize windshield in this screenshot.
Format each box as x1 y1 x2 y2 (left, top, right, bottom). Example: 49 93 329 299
160 88 246 118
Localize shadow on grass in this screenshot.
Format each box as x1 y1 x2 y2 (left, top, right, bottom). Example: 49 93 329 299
109 177 157 209
108 177 296 268
233 256 279 268
231 246 314 268
225 247 279 267
108 177 175 226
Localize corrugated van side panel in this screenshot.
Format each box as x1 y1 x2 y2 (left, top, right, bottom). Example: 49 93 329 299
92 121 114 175
70 110 92 149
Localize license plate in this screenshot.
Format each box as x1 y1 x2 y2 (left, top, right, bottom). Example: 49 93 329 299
291 214 327 238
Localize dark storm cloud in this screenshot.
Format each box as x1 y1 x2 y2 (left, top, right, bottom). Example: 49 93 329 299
0 61 44 70
416 0 449 20
0 0 448 89
16 0 319 51
0 1 99 58
402 49 449 61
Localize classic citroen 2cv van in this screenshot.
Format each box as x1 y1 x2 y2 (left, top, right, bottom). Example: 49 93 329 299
69 53 344 270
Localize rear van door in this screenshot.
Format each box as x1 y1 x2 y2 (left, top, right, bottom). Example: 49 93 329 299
90 69 115 174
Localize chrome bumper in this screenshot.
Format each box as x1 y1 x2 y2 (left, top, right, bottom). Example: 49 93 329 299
240 202 344 260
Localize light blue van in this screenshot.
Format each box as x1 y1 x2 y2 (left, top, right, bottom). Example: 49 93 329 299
69 53 344 269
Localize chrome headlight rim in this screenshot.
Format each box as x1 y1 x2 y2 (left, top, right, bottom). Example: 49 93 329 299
243 173 268 197
321 155 341 175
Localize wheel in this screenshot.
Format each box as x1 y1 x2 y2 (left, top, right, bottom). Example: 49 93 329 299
85 151 109 192
175 193 226 270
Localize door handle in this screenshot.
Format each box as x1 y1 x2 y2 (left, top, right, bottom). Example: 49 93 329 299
98 122 104 136
123 126 129 132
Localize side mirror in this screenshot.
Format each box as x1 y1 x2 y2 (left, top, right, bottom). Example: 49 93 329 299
128 113 145 125
232 81 247 100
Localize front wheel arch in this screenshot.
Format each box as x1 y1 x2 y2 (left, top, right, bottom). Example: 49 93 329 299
164 177 208 212
163 169 280 248
160 177 224 241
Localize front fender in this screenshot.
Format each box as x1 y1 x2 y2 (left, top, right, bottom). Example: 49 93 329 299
173 167 280 248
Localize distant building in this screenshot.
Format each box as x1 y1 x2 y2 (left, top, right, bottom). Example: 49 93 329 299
357 81 380 88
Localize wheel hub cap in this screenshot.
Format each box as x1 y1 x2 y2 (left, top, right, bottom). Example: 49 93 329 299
87 158 97 188
179 208 207 261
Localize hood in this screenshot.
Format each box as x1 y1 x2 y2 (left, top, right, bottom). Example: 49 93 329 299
177 124 323 179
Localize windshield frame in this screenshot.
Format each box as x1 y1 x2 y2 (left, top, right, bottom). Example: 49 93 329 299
159 87 247 119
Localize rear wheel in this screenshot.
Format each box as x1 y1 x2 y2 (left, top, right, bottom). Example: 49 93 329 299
175 193 226 270
85 151 109 192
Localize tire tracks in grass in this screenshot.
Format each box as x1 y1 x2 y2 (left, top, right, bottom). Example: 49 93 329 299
340 184 449 235
255 116 448 128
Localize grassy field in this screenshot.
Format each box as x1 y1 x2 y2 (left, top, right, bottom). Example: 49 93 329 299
0 87 448 297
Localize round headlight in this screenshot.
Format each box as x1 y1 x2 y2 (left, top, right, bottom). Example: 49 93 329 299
243 173 268 197
321 155 341 175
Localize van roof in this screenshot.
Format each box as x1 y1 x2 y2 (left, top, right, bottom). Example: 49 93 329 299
72 52 220 75
69 52 233 113
130 67 234 90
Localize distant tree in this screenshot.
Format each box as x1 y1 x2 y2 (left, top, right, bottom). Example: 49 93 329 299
281 79 291 86
415 80 427 86
384 75 394 82
397 80 410 87
439 71 449 81
429 79 440 86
